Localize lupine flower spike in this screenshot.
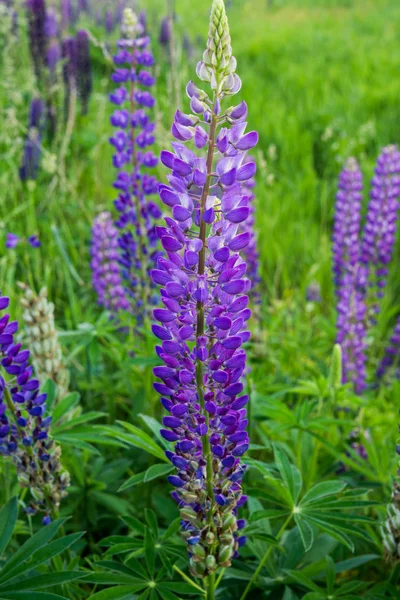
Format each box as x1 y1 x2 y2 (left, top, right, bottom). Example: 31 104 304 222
0 292 70 524
19 284 70 401
90 212 130 314
333 158 367 393
110 9 161 323
360 145 400 324
152 0 257 585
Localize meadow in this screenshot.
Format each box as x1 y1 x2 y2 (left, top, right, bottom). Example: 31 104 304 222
1 0 400 598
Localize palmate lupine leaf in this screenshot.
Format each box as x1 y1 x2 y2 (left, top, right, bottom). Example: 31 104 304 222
90 512 200 599
0 509 85 599
248 446 379 552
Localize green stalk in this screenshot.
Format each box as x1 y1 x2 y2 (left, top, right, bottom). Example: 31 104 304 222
196 103 218 589
239 515 292 600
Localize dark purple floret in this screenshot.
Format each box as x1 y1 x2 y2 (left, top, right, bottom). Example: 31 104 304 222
377 317 400 380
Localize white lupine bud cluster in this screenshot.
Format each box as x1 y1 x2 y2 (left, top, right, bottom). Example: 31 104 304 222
19 284 69 401
196 0 241 95
122 8 140 39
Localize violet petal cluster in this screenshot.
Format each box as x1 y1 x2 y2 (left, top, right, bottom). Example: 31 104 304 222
152 0 255 577
110 9 162 322
0 292 69 524
333 158 367 392
240 160 260 303
90 211 130 313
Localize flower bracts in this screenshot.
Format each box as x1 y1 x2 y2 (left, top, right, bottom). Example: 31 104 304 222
152 0 256 578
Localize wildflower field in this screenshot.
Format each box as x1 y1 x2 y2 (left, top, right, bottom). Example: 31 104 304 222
1 0 400 598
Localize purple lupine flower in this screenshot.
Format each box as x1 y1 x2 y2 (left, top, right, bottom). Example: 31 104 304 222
90 212 130 313
110 9 162 323
138 10 147 35
105 10 114 34
28 235 41 248
152 0 255 578
240 159 260 303
76 30 92 115
19 97 44 181
6 234 19 249
45 8 60 73
333 158 367 393
359 145 400 322
26 0 47 81
159 16 171 47
0 292 70 520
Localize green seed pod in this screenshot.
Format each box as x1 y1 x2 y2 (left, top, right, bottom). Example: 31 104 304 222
222 513 236 530
190 557 206 577
206 532 215 545
220 533 234 546
218 544 233 565
206 555 217 572
192 544 206 559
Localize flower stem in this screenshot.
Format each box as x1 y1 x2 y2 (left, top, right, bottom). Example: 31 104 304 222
207 572 216 600
239 515 292 600
196 107 218 523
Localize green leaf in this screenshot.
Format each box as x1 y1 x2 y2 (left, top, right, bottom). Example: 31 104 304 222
113 422 167 461
121 516 146 536
302 515 354 551
143 464 174 484
0 519 67 583
81 573 145 585
300 481 347 506
52 392 80 423
89 585 147 599
274 447 302 505
2 533 84 584
118 472 146 492
294 515 314 551
325 556 335 594
54 411 105 432
144 528 155 577
285 569 321 592
162 518 181 541
248 509 290 522
0 572 86 592
145 509 158 538
1 594 68 600
0 498 17 557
